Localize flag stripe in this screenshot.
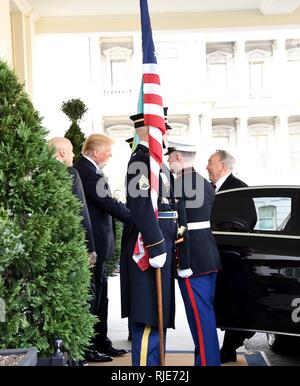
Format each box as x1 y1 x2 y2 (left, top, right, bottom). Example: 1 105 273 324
144 73 161 85
134 0 165 272
144 94 163 106
144 114 165 130
143 63 159 73
144 83 161 95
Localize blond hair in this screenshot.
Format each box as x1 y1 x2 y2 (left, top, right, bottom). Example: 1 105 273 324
82 134 115 155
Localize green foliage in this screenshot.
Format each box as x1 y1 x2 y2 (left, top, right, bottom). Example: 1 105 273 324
64 122 85 162
105 220 122 277
61 98 87 161
0 60 95 359
60 98 87 123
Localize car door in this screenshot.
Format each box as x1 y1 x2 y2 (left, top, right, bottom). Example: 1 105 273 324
212 186 300 337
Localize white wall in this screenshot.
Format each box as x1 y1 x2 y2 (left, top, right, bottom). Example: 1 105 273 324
34 34 95 138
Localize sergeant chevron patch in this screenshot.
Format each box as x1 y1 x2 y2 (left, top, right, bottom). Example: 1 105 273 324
138 175 150 190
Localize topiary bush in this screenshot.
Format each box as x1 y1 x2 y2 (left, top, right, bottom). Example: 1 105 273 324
0 60 95 360
61 98 87 162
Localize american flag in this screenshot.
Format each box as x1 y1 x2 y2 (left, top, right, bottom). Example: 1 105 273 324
133 0 165 271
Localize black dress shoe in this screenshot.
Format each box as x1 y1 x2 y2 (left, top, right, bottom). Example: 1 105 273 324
67 359 89 366
220 349 237 363
84 350 113 362
102 345 128 357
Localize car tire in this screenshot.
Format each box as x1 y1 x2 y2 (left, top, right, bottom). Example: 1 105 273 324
267 333 300 354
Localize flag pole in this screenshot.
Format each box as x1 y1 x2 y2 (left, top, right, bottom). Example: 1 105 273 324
156 268 165 365
139 0 166 365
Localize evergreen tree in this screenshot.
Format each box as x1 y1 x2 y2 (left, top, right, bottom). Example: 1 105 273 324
0 60 95 359
61 98 87 161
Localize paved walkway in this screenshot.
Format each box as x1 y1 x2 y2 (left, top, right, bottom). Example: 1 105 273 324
107 274 230 353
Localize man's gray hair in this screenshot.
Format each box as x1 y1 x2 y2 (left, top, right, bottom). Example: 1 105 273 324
216 149 235 171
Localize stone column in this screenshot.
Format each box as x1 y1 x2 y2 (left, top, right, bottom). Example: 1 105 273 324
234 40 247 99
236 115 249 178
275 115 290 181
0 0 13 64
272 38 286 98
198 111 213 174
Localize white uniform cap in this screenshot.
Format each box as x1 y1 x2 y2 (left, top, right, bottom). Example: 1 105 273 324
165 139 197 155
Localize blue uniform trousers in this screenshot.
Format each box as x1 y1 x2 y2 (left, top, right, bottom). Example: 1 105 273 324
131 322 166 366
178 272 220 366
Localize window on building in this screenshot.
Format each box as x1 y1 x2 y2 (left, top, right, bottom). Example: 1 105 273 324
206 43 234 97
246 41 273 98
212 121 237 154
101 43 133 95
156 43 183 95
250 133 268 170
287 59 300 91
110 60 127 88
209 62 228 94
249 60 264 97
213 134 229 149
258 205 277 230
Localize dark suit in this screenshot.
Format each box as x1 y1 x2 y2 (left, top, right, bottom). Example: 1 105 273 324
68 166 98 315
68 166 95 253
212 173 256 357
211 174 257 231
120 144 177 365
74 155 131 351
218 173 247 191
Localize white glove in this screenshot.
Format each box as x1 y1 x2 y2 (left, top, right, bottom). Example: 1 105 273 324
149 253 167 268
177 268 193 278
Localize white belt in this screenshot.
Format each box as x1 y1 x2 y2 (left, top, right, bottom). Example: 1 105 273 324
187 221 210 230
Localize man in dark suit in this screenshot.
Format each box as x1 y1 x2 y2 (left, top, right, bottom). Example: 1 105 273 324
48 137 99 364
206 149 256 363
48 137 97 268
75 133 131 362
167 140 222 366
120 113 177 366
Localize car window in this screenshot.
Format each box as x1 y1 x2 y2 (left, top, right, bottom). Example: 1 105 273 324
253 197 291 232
211 188 298 235
211 191 257 232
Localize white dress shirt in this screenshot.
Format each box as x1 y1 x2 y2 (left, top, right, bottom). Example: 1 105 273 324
215 173 231 192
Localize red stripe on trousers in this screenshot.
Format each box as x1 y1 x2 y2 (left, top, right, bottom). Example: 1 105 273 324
143 73 160 85
185 278 207 366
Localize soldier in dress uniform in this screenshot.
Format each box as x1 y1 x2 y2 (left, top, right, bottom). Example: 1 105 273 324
120 112 177 366
166 140 222 366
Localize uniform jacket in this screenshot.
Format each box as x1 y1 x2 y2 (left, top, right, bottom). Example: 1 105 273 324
68 166 95 254
120 144 176 328
175 167 221 276
74 156 131 264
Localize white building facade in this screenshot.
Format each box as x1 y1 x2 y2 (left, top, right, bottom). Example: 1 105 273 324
33 27 300 191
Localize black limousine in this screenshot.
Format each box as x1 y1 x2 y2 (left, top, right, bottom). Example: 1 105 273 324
212 186 300 353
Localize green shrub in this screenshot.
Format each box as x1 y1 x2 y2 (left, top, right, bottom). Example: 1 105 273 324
0 60 95 359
